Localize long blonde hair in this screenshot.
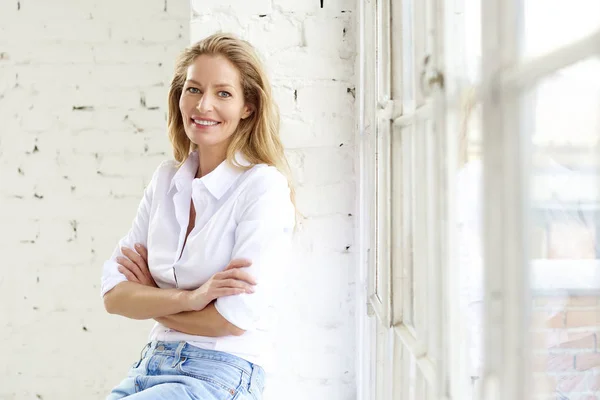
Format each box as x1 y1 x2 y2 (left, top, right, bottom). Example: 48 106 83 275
167 33 296 212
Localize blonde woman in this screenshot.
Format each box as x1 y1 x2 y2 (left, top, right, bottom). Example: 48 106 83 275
101 33 296 400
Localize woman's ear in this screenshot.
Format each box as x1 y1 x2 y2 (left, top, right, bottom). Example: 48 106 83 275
242 104 255 120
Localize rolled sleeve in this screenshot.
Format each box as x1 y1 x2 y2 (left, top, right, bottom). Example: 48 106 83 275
215 171 295 332
100 162 164 297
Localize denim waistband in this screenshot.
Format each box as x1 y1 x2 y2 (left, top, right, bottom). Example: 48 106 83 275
140 340 265 393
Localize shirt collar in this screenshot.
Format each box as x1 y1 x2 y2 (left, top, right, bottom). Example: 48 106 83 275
169 151 250 199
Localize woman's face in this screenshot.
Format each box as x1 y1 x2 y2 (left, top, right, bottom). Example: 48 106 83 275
179 54 252 153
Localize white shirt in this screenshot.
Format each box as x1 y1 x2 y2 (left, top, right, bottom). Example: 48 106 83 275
101 150 295 366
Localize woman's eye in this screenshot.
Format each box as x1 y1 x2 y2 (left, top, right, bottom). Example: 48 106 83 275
186 87 200 94
218 91 232 98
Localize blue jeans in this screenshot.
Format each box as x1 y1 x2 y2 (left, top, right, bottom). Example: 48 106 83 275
107 341 265 400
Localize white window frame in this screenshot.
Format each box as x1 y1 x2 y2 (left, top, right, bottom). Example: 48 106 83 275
358 0 450 399
359 0 600 398
479 2 600 399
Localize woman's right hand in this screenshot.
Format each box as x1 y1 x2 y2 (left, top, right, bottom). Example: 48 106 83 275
185 258 257 311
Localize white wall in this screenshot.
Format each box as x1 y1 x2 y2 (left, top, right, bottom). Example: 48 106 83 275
0 1 189 398
0 0 358 398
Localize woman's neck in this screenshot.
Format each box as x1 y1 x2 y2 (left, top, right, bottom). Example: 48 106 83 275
195 147 227 178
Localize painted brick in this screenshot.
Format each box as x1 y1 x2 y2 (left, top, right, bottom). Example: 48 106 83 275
295 182 355 217
0 1 190 399
92 43 173 64
269 48 354 80
0 65 18 93
290 146 355 186
279 117 314 148
303 15 352 54
273 0 355 14
293 215 354 253
191 0 272 17
91 0 170 20
110 19 187 42
272 83 297 113
296 82 355 119
7 18 111 43
190 14 246 41
247 16 303 54
6 43 95 64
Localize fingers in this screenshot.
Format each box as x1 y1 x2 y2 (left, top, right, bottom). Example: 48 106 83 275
218 278 255 293
118 264 139 283
122 247 146 270
217 268 257 286
215 288 247 297
121 246 153 283
134 243 148 263
224 258 252 271
116 254 145 282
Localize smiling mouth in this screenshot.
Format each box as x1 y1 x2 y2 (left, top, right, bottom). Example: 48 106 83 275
191 118 221 127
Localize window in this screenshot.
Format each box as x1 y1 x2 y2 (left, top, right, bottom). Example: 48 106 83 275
359 0 448 399
358 0 600 399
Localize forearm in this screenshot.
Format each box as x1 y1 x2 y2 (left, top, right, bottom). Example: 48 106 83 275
103 281 192 320
155 302 245 337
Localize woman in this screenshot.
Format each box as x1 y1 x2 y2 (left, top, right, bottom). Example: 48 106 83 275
101 33 296 399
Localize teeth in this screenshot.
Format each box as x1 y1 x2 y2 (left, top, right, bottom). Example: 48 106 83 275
193 119 219 126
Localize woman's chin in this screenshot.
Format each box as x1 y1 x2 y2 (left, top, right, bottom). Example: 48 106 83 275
187 135 227 150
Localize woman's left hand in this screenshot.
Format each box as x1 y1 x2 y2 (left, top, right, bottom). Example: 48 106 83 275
117 244 158 287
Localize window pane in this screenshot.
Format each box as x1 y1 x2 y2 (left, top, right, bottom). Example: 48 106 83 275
399 125 416 328
456 96 484 395
405 351 418 400
376 115 392 304
402 0 415 111
521 0 600 60
454 0 484 397
413 119 428 337
392 123 413 326
376 0 391 103
527 56 600 399
392 334 403 400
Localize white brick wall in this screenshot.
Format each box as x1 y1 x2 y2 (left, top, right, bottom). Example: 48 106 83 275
0 0 357 398
0 1 189 398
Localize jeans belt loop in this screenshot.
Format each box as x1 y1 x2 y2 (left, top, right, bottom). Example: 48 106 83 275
249 364 260 394
172 341 186 368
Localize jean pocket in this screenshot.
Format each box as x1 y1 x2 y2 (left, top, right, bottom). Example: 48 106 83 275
176 356 244 396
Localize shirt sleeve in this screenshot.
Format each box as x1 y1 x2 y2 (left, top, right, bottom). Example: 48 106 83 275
100 162 165 297
214 168 295 332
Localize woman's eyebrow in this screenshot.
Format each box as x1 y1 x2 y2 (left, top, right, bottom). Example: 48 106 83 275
185 79 235 90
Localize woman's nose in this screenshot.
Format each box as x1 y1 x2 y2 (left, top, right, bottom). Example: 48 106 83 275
196 94 214 112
